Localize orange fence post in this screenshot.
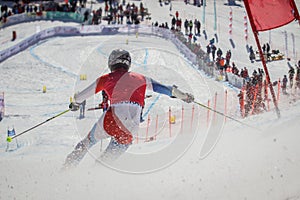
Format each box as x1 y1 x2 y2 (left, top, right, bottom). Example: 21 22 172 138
12 31 17 41
155 114 158 140
136 132 139 144
277 78 281 103
181 105 184 133
251 84 259 115
190 104 195 130
206 100 210 127
213 92 217 121
241 87 245 118
264 80 270 111
145 115 150 142
2 92 5 116
224 90 228 122
169 107 172 138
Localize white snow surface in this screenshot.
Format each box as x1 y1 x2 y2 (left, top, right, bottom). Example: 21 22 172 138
0 0 300 199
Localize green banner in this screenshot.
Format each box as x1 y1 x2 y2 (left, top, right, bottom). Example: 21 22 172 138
46 12 84 22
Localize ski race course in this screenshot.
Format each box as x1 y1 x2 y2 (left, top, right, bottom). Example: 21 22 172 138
1 1 300 199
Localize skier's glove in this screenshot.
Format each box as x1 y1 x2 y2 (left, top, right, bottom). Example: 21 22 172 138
171 85 194 103
184 93 195 103
69 102 80 111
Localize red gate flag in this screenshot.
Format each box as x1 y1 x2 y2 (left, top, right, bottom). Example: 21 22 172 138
244 0 300 31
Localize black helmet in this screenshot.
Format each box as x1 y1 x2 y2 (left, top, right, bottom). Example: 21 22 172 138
108 49 131 72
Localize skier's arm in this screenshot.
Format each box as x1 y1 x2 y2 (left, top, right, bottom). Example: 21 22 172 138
147 78 194 103
74 80 98 103
70 76 106 111
147 78 173 96
69 81 96 111
171 85 194 103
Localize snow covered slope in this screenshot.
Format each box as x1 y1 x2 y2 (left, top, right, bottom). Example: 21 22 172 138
0 0 300 199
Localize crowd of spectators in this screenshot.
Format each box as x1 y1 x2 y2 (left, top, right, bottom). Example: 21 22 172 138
147 1 278 118
1 0 85 24
99 0 148 25
1 0 150 25
287 60 300 91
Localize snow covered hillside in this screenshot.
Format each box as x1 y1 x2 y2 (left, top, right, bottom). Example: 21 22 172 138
0 0 300 199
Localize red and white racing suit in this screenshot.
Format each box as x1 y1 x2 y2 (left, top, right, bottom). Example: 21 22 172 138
74 68 173 145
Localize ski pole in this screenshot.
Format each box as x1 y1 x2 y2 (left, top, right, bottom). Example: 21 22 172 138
87 106 102 111
193 100 261 131
6 109 71 142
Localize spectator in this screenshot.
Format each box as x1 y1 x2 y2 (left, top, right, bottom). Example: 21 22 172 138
176 18 182 31
296 65 300 90
193 19 197 35
211 44 216 61
206 44 211 56
140 2 145 21
232 62 239 76
84 9 89 22
196 19 201 36
288 66 295 88
282 75 288 95
241 67 249 80
266 43 270 54
188 20 193 34
262 43 266 53
165 22 169 29
184 19 189 35
171 16 176 30
216 48 223 58
249 46 255 63
225 50 231 66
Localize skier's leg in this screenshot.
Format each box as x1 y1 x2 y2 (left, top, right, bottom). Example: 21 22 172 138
63 115 109 168
96 137 130 164
96 104 141 164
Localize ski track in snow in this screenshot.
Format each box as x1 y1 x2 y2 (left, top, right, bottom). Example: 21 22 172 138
0 0 300 199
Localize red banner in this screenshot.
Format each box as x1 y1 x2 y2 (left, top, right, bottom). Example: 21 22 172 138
244 0 300 31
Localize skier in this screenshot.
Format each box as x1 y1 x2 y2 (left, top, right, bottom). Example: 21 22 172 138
64 49 194 168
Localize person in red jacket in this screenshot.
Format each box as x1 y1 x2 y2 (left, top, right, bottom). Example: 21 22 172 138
64 49 194 168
